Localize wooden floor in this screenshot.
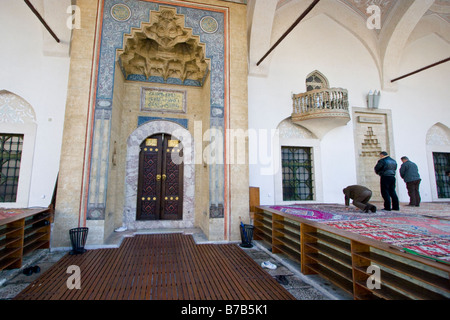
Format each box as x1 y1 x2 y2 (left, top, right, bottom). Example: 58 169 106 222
14 233 295 300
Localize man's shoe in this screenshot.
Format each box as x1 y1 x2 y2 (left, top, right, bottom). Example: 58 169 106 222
275 275 289 285
23 267 33 276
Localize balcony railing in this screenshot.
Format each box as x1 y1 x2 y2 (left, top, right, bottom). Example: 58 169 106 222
293 88 349 114
291 88 350 139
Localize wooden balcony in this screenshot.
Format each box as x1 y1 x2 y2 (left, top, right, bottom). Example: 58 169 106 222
291 88 351 139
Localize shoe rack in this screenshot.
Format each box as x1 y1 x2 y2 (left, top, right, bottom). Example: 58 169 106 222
0 208 52 271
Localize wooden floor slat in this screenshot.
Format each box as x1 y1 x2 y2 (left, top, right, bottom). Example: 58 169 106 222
14 233 294 300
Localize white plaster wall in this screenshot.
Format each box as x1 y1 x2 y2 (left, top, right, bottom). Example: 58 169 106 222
248 13 450 205
384 33 450 202
0 0 71 207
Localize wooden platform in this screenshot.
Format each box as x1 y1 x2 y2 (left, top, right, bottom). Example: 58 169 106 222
14 233 295 300
0 207 52 271
253 205 450 300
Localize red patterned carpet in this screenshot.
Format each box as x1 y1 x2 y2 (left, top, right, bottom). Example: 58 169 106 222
0 208 26 220
267 203 450 264
325 220 450 263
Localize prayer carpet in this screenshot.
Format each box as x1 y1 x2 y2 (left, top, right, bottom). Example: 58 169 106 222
267 206 345 221
0 208 26 220
325 220 450 263
267 204 407 222
265 204 450 264
366 216 450 240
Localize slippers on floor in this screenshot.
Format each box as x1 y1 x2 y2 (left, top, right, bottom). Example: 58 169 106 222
275 275 289 285
261 261 277 270
23 265 40 276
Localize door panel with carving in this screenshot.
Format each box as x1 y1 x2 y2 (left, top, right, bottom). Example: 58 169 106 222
137 134 183 220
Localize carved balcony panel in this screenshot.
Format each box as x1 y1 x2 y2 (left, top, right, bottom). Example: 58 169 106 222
291 88 351 139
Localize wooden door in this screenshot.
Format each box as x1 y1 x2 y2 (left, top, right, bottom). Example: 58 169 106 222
136 134 183 220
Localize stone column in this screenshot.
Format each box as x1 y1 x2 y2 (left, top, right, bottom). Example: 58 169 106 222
52 0 100 248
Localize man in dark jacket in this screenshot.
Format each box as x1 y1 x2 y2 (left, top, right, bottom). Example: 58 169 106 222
343 185 377 213
374 151 399 211
400 156 421 207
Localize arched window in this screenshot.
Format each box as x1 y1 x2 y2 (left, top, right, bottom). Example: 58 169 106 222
274 118 323 203
426 123 450 200
305 70 329 91
0 90 37 207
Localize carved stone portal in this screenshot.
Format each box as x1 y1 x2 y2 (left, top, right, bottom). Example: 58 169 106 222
117 7 209 85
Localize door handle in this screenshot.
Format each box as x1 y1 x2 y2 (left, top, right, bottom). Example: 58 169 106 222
156 174 166 181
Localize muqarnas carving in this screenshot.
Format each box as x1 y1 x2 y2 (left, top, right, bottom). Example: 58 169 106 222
117 7 209 86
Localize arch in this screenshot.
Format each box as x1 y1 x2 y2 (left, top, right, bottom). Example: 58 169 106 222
0 90 36 124
381 0 434 90
0 90 37 208
426 122 450 201
123 120 195 230
407 14 450 46
247 0 278 76
248 0 440 90
426 122 450 146
277 117 317 140
273 117 322 204
248 0 382 81
305 70 329 91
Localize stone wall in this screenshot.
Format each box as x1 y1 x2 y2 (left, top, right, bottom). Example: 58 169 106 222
353 108 395 201
53 0 248 247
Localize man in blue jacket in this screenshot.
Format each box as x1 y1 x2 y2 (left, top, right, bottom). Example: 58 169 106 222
400 156 421 207
374 151 399 211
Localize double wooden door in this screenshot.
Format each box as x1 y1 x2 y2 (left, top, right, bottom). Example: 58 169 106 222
137 134 183 220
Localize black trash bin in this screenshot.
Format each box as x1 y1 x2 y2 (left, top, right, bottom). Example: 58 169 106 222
239 223 254 248
69 227 89 255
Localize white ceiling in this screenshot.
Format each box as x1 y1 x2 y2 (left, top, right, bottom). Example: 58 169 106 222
277 0 450 25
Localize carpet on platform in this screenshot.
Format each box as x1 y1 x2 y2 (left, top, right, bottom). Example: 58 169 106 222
266 204 450 264
0 208 26 220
